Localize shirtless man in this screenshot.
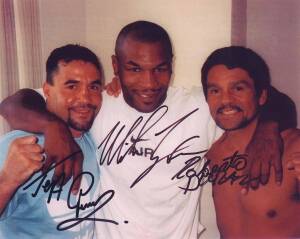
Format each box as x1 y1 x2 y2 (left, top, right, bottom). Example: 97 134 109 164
202 46 300 238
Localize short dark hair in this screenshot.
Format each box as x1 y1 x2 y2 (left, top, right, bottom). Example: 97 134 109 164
201 46 271 98
115 20 173 60
46 44 102 84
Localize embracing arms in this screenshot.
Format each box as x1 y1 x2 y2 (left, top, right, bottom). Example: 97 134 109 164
244 87 297 189
0 89 83 193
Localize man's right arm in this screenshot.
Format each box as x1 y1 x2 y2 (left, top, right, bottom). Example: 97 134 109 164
0 89 83 193
0 135 43 216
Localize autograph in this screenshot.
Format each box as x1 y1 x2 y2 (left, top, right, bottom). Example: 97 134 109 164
98 105 253 194
98 105 205 188
174 151 250 194
23 151 118 231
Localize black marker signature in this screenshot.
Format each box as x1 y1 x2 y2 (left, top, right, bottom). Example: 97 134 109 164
98 105 206 188
173 151 251 194
23 151 118 230
57 183 117 231
23 151 80 201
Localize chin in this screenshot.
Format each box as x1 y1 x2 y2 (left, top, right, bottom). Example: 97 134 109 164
217 121 249 131
69 119 94 133
135 102 162 113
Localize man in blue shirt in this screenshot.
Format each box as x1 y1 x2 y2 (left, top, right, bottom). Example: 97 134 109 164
0 44 103 239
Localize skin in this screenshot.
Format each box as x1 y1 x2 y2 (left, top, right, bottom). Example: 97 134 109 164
0 60 102 216
44 60 102 137
112 37 172 113
206 65 267 131
206 65 300 238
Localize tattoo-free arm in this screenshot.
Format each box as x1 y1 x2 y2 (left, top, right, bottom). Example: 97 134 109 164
104 76 121 97
0 89 83 193
245 87 296 190
245 121 283 190
0 89 54 132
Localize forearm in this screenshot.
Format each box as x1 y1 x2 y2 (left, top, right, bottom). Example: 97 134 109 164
0 89 63 133
0 171 19 216
251 118 281 155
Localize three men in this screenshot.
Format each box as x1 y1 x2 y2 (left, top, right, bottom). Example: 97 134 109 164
0 44 102 238
0 21 288 238
202 46 300 238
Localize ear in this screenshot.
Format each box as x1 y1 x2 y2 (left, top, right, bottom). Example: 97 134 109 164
258 89 268 106
43 82 51 99
111 55 120 76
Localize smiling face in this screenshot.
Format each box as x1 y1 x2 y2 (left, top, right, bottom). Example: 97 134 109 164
112 37 172 113
44 60 102 137
206 64 267 131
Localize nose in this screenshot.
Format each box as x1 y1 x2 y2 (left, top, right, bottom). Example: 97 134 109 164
220 90 233 105
78 87 90 103
141 70 158 89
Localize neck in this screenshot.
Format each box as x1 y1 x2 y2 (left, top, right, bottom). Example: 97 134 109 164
70 128 83 138
221 117 259 153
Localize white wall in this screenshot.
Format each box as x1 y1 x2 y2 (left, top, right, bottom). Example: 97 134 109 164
39 0 87 78
85 0 232 87
38 0 232 87
246 0 300 125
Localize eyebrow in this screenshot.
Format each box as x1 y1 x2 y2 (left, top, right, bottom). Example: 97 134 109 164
232 79 252 87
207 83 218 88
207 79 252 88
125 61 140 67
91 79 102 86
64 79 79 85
64 79 102 85
155 62 170 68
125 60 170 68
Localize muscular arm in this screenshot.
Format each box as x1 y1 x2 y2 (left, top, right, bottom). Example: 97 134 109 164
0 89 83 193
245 87 297 189
0 89 56 132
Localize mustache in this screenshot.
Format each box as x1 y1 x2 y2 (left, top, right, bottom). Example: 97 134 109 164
217 104 242 114
69 103 97 111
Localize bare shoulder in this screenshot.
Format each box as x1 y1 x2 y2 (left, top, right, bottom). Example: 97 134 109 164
206 133 232 162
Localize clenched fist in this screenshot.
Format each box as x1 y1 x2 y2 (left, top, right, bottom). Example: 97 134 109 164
1 136 44 187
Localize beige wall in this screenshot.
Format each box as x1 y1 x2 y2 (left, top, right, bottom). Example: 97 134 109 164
85 0 232 87
39 0 87 77
38 0 232 88
246 0 300 125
